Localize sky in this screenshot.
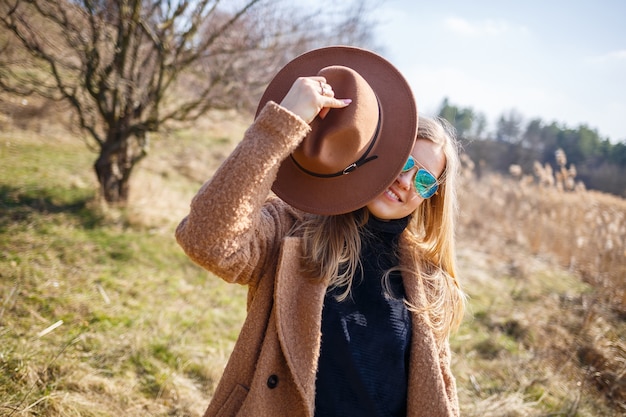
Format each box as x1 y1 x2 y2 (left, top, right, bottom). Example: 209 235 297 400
371 0 626 142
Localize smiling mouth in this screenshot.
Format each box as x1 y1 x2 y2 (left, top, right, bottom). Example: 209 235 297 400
385 189 402 202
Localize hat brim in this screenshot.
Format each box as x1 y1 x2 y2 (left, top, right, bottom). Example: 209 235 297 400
256 46 417 215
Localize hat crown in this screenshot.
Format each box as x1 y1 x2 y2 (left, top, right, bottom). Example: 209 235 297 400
293 66 380 175
256 45 417 215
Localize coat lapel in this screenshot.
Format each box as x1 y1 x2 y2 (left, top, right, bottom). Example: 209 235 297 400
402 264 457 416
274 237 327 415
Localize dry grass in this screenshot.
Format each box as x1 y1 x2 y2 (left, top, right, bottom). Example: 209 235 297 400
1 113 624 416
0 120 248 416
461 172 625 312
454 163 626 416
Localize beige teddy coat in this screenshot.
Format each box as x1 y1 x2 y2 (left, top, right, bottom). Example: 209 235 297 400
175 102 460 417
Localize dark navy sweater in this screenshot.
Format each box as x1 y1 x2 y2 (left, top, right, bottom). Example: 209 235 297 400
314 216 412 417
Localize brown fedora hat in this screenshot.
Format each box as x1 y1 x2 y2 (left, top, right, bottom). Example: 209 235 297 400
256 46 417 215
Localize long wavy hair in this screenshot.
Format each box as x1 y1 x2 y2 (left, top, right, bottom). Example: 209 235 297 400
294 115 465 345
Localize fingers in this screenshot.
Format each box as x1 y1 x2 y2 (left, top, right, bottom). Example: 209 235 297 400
279 76 351 124
319 107 331 120
318 79 332 97
316 79 352 120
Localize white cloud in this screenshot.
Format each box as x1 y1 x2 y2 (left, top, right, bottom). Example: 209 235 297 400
443 17 528 37
588 49 626 64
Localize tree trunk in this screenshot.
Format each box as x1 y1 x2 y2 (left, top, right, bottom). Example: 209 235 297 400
94 132 147 203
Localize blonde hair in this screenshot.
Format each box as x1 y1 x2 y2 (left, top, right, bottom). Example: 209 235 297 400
400 116 466 343
294 115 465 345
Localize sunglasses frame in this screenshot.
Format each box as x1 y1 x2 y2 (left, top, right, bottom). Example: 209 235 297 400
401 155 440 199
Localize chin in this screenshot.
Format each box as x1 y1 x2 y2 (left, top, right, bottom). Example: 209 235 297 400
366 202 404 221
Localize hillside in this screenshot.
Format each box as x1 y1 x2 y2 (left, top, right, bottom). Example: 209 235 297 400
1 113 624 416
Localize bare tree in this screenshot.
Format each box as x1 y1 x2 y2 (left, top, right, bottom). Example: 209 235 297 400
0 0 379 203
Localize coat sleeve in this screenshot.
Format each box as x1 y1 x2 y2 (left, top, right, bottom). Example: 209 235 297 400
175 101 311 286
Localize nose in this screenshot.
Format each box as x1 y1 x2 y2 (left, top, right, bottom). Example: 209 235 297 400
396 170 413 191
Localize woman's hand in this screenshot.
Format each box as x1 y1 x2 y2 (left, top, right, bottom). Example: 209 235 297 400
279 76 352 124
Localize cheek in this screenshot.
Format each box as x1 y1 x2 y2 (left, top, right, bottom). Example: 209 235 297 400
403 196 424 214
406 193 422 206
401 189 423 206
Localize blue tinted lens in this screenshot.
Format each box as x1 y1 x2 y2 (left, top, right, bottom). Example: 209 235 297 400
402 155 416 172
414 169 438 199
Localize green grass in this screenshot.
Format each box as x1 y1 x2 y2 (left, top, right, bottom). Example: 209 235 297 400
0 129 247 416
1 125 624 416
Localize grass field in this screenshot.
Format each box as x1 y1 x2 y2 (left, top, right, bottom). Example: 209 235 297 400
1 115 624 416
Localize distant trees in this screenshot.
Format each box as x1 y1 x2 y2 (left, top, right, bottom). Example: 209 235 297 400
438 97 487 140
438 99 626 197
495 110 523 144
0 0 378 203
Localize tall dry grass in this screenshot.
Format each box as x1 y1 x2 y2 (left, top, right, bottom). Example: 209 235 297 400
455 152 626 415
461 160 625 314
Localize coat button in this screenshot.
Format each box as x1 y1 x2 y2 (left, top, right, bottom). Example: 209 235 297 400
267 374 279 389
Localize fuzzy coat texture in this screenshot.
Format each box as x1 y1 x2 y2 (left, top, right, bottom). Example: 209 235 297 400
175 102 460 417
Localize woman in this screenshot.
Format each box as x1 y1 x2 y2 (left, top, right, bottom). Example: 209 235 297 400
176 46 465 417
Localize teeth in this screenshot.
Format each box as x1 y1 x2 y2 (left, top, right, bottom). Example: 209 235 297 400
386 189 401 201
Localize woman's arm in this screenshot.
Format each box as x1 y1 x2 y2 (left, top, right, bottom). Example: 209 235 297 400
175 102 311 285
175 77 350 285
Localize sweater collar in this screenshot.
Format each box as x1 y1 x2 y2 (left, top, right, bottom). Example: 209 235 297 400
364 214 410 236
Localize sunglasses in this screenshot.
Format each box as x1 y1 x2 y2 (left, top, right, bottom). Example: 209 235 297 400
401 155 439 199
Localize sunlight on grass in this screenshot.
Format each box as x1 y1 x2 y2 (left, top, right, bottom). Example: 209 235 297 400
1 128 247 416
1 119 624 416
